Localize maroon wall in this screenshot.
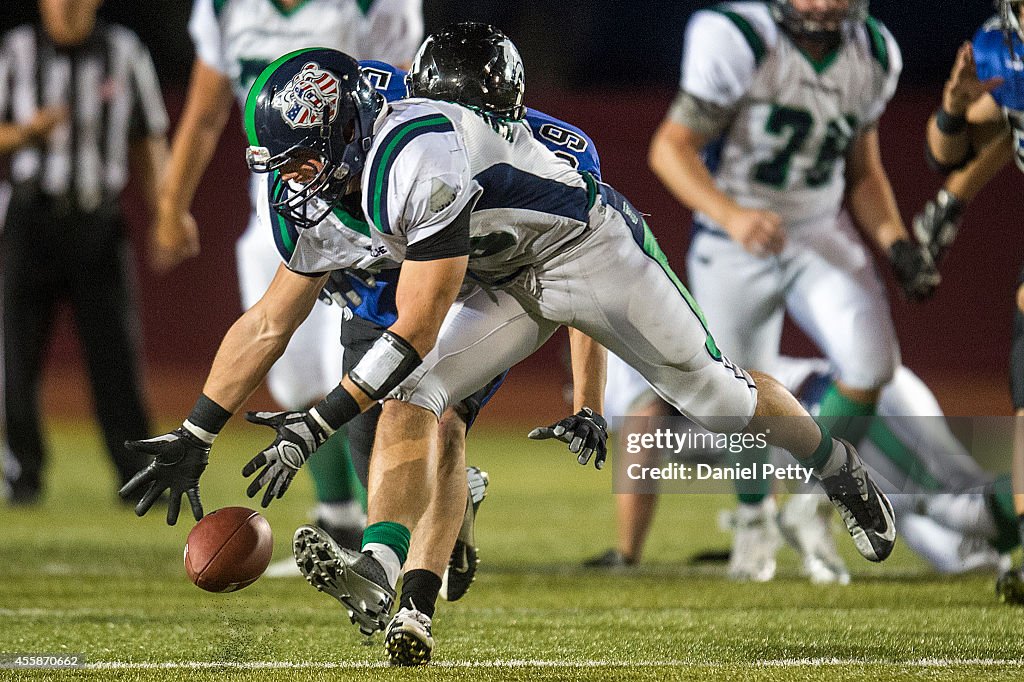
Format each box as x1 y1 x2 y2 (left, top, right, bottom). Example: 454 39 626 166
49 87 1023 401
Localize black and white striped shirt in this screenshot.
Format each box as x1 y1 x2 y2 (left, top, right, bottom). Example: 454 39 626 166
0 21 168 212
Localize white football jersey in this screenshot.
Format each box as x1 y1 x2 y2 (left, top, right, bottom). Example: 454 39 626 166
188 0 422 109
361 99 594 279
681 2 901 226
255 174 391 274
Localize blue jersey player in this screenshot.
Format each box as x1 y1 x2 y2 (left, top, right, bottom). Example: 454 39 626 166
920 0 1024 604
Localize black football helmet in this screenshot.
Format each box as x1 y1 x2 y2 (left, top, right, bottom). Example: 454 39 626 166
770 0 869 39
244 48 384 228
406 22 526 120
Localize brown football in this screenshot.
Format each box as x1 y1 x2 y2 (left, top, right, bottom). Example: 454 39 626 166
184 507 273 593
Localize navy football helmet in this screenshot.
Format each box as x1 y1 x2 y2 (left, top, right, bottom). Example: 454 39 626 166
406 22 526 120
244 48 383 228
770 0 868 39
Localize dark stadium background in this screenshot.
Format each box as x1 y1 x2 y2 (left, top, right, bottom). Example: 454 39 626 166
2 1 1018 421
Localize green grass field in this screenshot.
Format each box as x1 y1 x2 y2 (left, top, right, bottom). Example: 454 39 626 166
1 420 1022 681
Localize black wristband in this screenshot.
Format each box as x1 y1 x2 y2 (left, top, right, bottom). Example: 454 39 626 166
312 385 362 431
935 107 967 135
184 394 231 441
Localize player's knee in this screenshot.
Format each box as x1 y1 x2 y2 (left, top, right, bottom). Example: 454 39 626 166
1017 284 1024 314
843 357 897 394
382 399 439 437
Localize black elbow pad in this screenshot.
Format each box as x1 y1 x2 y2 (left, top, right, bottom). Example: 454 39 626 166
925 141 974 176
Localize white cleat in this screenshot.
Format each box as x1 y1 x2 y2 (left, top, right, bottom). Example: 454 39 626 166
385 607 434 666
779 494 851 585
727 498 781 582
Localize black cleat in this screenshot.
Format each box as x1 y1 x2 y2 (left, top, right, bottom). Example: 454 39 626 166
819 439 896 562
582 549 636 569
997 569 1024 605
441 466 488 601
293 525 395 635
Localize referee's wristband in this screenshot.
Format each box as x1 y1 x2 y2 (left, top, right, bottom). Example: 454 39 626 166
183 394 232 445
935 107 968 135
310 385 362 433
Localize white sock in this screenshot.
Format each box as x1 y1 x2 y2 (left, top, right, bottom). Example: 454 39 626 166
362 542 401 588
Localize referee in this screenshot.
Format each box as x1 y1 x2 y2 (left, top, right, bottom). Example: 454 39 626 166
0 0 169 504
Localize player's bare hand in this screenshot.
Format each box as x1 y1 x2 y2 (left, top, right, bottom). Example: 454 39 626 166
724 207 785 256
149 207 201 273
942 42 1003 116
23 106 67 144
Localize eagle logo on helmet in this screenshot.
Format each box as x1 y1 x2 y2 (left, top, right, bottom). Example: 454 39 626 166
272 62 343 129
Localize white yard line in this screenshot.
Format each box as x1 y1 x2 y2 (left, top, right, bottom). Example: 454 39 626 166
72 658 1024 670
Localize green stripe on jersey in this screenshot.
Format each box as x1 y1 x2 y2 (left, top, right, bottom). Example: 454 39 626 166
356 0 377 15
864 17 890 72
710 6 766 66
243 48 321 146
275 207 296 258
332 206 371 238
640 220 722 360
368 114 453 231
213 0 229 16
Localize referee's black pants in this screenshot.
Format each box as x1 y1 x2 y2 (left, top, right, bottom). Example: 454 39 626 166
1 192 150 501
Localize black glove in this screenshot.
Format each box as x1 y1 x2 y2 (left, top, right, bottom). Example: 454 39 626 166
319 268 377 308
912 189 964 265
528 407 609 470
242 411 329 507
889 239 940 301
118 428 210 525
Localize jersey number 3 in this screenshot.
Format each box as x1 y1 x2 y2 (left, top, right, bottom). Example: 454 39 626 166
752 105 857 189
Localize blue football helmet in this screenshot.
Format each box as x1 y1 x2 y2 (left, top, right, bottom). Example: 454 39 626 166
244 48 384 228
770 0 869 38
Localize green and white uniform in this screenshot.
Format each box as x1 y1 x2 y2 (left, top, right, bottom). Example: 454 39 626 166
636 3 902 398
359 99 757 431
188 0 421 408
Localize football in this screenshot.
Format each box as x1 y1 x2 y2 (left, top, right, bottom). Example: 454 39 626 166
184 507 273 593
